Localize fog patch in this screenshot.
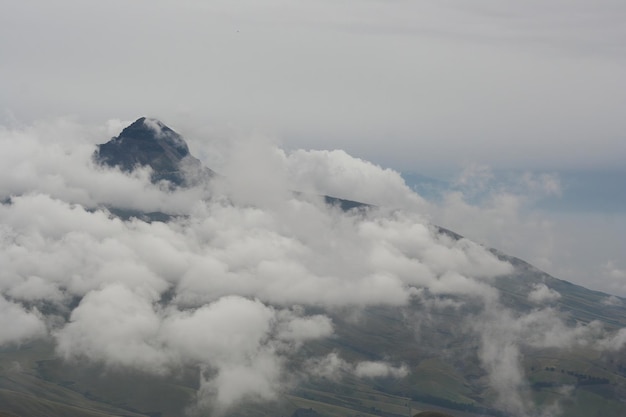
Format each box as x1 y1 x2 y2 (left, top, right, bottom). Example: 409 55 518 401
305 352 408 381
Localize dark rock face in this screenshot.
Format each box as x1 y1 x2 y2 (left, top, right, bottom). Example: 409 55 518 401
94 117 214 186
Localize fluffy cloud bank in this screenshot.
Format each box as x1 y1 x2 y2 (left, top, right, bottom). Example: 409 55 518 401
0 119 624 415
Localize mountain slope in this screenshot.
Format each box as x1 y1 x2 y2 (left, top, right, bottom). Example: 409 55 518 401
94 117 215 186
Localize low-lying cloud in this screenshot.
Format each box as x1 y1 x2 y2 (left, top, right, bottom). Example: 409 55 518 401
305 352 408 381
0 119 625 416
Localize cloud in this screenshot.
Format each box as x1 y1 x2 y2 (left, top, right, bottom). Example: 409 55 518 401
162 296 275 365
1 119 625 415
597 328 626 351
528 283 561 304
0 295 47 346
284 149 427 210
602 295 623 307
305 352 408 381
275 313 334 344
428 166 626 300
354 361 409 379
305 352 350 381
197 352 282 412
55 284 168 372
472 303 618 415
0 119 212 215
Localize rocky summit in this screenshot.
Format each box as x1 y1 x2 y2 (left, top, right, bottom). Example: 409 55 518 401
94 117 214 186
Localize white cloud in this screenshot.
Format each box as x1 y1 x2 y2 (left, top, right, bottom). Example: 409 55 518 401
597 328 626 351
0 295 47 346
1 119 625 414
162 296 275 365
305 352 409 381
428 167 626 300
528 283 561 304
602 295 623 307
199 352 282 410
284 149 427 210
276 313 334 343
354 361 409 379
55 284 168 372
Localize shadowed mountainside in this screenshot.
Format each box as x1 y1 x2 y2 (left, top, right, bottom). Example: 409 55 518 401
94 117 215 186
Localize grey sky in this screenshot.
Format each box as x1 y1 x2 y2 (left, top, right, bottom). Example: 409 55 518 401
1 0 625 172
1 0 625 295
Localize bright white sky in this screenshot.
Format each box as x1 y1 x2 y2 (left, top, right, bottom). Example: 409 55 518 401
1 0 625 294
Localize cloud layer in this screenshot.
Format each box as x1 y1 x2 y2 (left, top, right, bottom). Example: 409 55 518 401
0 119 625 415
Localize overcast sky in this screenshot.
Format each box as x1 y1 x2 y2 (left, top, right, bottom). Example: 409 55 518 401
2 0 625 171
1 0 625 293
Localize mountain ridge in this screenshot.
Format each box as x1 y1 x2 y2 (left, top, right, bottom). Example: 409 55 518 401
94 117 215 186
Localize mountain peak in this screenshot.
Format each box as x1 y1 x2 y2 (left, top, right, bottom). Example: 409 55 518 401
114 117 190 156
94 117 214 186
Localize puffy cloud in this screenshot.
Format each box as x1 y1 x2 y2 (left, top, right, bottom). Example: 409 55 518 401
528 283 561 304
283 149 427 210
275 313 334 343
1 119 625 415
198 351 282 410
354 361 409 379
0 119 211 215
0 295 47 346
597 328 626 351
602 295 623 307
162 296 275 364
305 352 351 381
55 284 168 372
163 296 285 409
5 275 65 303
